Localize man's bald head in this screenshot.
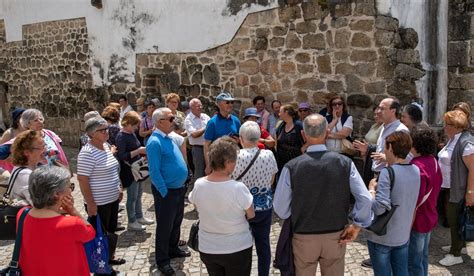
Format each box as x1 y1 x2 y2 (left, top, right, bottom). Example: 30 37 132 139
303 114 327 138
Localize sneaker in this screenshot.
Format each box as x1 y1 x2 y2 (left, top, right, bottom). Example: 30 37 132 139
361 258 372 268
137 217 154 225
441 245 468 254
127 221 146 231
439 254 463 266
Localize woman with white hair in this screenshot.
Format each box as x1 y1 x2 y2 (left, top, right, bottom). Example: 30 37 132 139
18 166 95 276
231 121 278 276
0 108 69 169
77 117 124 273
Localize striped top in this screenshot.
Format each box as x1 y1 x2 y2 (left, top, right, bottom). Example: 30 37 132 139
77 143 120 205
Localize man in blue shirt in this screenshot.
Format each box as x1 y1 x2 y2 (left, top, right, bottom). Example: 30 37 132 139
203 91 241 174
146 107 189 276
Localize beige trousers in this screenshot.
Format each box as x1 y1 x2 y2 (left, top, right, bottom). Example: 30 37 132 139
292 231 346 276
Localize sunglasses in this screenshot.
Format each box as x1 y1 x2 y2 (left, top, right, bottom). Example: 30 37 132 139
224 101 234 105
70 182 75 192
332 102 343 107
160 116 175 123
299 109 310 112
95 127 109 133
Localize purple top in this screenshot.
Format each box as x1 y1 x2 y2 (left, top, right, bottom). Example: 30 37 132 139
411 155 443 233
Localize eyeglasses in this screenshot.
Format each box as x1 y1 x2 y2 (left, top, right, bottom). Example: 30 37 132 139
30 144 47 151
331 102 343 107
160 116 175 123
225 101 234 105
95 128 108 133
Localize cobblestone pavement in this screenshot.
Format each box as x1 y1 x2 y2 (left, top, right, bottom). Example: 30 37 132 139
1 146 474 275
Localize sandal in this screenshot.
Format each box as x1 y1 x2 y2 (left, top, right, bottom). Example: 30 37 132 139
178 240 187 246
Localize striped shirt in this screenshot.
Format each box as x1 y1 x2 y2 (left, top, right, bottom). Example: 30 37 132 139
77 143 120 205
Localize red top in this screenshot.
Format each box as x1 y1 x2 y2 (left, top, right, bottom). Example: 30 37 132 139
257 126 271 149
411 155 443 233
17 211 95 276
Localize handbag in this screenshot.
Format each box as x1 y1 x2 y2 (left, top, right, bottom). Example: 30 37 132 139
341 139 357 156
187 220 199 251
236 149 261 181
0 168 26 240
367 167 399 236
459 205 474 241
84 215 112 274
125 157 149 182
0 208 30 276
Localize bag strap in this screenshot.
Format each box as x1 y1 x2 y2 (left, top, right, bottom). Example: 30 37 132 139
236 149 261 181
4 167 26 198
386 166 395 190
9 207 30 269
95 215 103 236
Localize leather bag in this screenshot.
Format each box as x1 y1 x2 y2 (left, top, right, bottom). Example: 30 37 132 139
367 167 399 236
459 205 474 241
187 220 199 252
0 208 30 276
0 168 26 240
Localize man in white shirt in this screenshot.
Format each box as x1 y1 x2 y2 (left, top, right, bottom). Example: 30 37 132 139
119 95 133 120
184 98 210 180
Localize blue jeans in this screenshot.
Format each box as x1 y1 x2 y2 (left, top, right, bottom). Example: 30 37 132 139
408 231 430 276
367 240 409 276
126 181 144 223
249 209 272 276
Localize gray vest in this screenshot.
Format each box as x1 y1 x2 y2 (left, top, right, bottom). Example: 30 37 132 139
286 151 351 234
450 131 474 203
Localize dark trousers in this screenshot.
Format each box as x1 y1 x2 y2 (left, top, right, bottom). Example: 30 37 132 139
200 247 252 276
447 201 466 256
151 185 185 265
86 200 119 260
249 209 272 276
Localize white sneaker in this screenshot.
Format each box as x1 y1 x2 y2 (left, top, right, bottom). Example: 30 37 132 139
441 245 468 254
439 254 463 266
127 221 146 231
137 217 154 225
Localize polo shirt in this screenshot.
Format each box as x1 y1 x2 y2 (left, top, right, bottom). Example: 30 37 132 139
204 113 241 142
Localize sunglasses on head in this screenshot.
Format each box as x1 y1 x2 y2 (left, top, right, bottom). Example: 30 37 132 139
160 116 175 123
332 102 343 107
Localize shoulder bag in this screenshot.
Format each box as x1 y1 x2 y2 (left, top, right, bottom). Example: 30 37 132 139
187 220 199 252
0 207 30 275
367 166 399 236
459 204 474 241
84 215 112 274
236 149 261 181
0 167 26 240
124 157 149 182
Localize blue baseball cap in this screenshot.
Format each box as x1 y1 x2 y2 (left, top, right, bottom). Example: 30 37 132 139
244 107 261 119
216 91 235 102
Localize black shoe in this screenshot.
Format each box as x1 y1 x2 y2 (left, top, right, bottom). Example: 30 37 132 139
115 226 126 232
169 249 191 258
361 258 372 268
157 263 175 275
109 258 126 265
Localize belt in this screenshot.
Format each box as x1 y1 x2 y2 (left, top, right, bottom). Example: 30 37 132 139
191 145 203 148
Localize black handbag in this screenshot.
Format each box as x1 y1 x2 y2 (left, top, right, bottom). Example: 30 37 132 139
187 220 199 252
0 208 30 276
459 205 474 241
367 167 399 236
0 168 26 240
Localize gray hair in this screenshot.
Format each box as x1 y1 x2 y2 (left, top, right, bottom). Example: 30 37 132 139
20 108 44 129
239 121 261 143
189 98 201 107
303 114 327 138
28 166 71 209
152 107 171 126
85 117 108 137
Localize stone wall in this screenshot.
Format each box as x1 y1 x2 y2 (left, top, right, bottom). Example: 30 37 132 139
0 0 425 145
447 0 474 110
134 0 424 136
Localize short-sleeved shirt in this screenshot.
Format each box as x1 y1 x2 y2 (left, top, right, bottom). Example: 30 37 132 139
10 166 33 206
326 116 353 152
184 112 210 146
19 213 95 276
77 143 120 205
231 148 278 211
438 132 474 189
204 113 241 142
189 178 253 254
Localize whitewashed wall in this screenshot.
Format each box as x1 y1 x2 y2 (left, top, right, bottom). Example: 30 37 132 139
0 0 278 86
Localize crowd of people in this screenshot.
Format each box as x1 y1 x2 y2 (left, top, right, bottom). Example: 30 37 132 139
1 91 473 276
